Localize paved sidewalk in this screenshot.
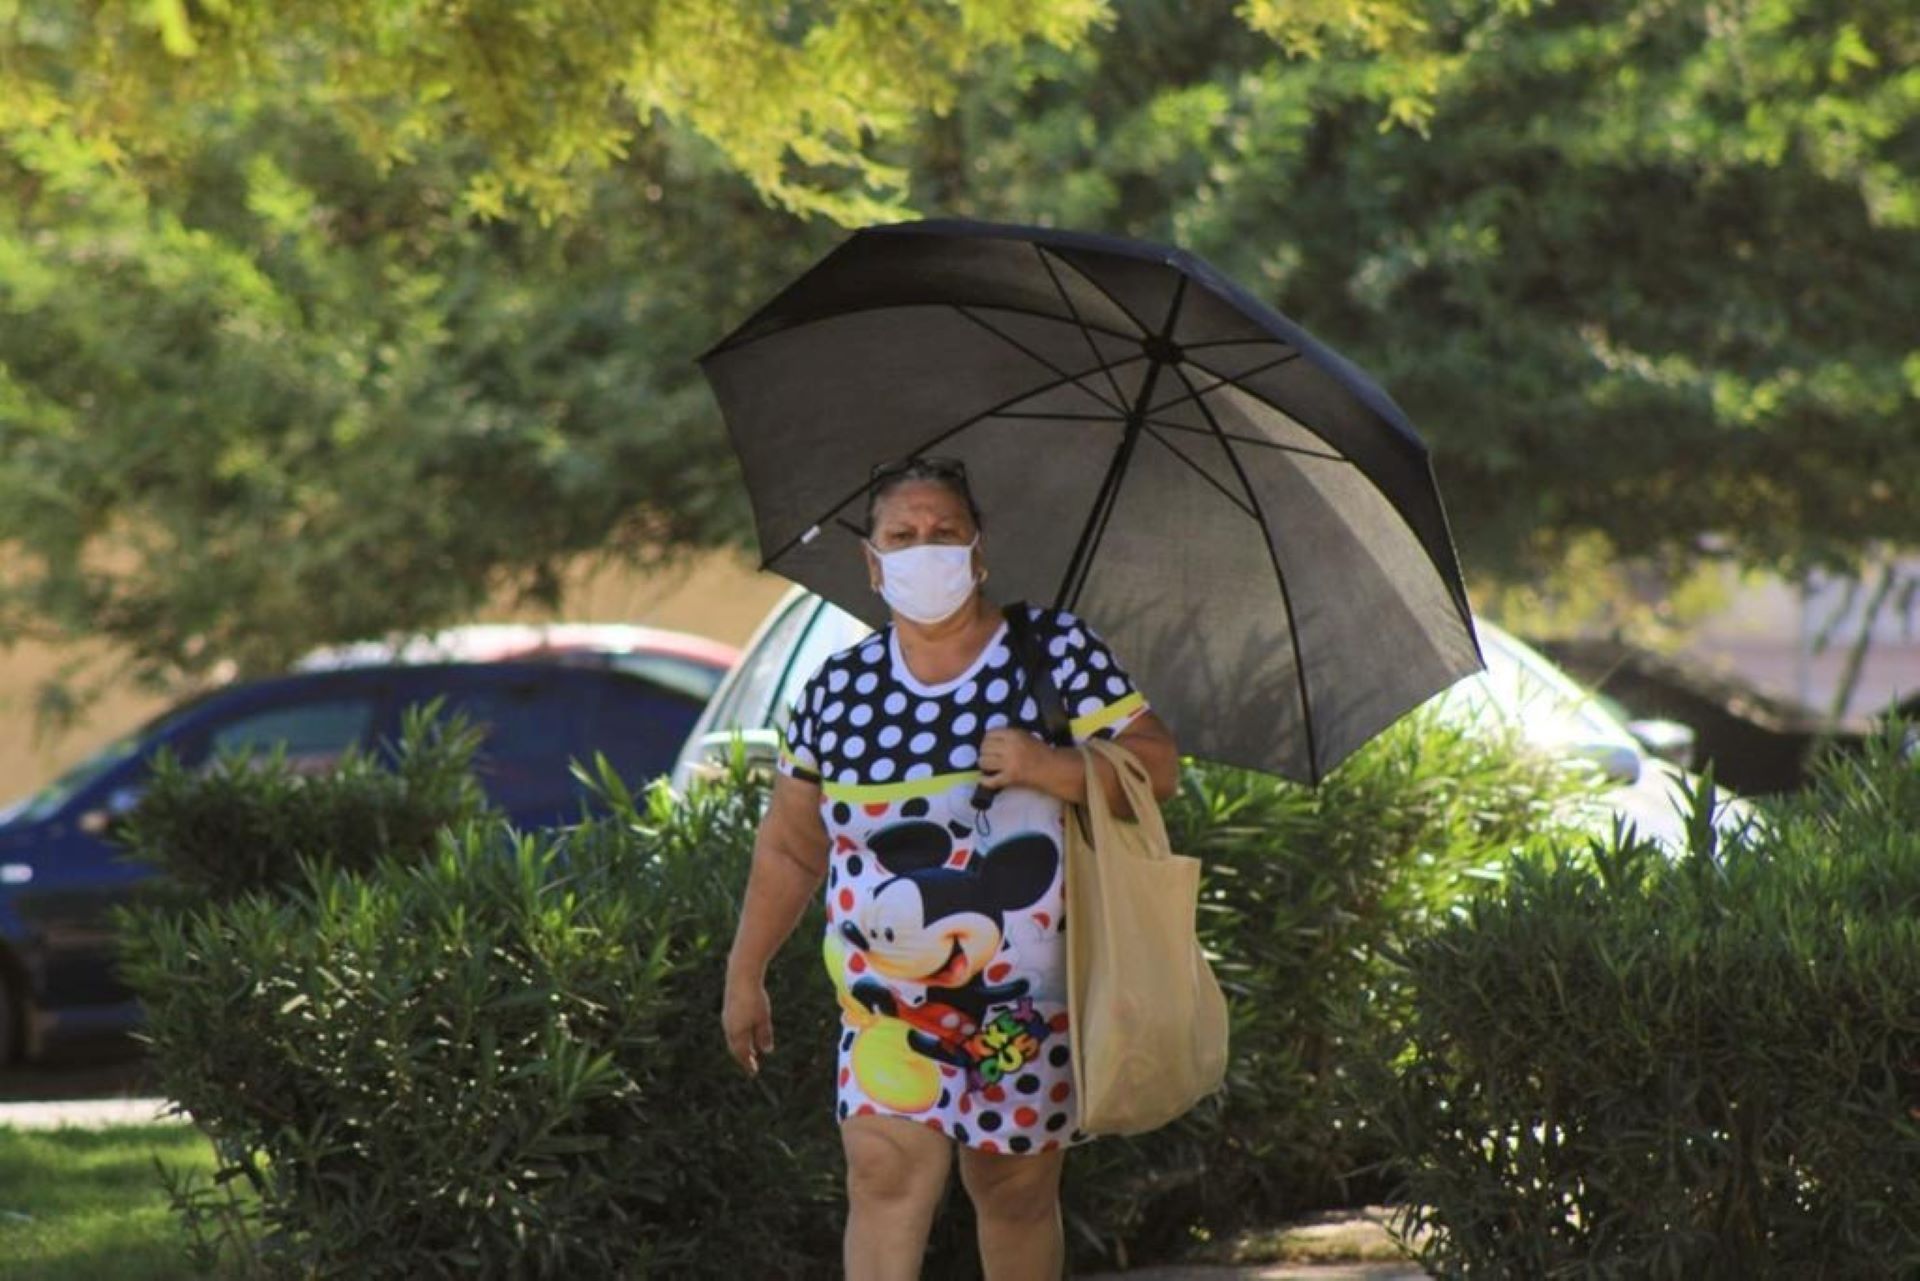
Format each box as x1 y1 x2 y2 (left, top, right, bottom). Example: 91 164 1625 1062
0 1095 183 1130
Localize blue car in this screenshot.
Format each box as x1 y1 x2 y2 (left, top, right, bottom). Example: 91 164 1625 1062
0 658 715 1064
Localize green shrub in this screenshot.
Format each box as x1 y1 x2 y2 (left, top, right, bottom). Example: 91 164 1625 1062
1063 709 1587 1262
121 705 492 901
120 713 1585 1277
120 760 854 1279
1373 726 1920 1278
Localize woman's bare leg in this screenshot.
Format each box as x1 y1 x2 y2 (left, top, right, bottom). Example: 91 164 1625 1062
957 1144 1066 1280
842 1115 954 1281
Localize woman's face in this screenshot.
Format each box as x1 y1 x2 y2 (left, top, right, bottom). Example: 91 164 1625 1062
864 480 986 591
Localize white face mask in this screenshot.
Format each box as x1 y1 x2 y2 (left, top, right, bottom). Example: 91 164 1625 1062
867 537 981 624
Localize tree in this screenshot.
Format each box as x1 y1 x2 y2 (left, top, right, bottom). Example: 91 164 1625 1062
911 0 1920 583
0 0 1445 224
0 110 823 691
0 0 1455 694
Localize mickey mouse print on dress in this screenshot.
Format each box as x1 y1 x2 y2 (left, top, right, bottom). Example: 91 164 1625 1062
779 604 1148 1154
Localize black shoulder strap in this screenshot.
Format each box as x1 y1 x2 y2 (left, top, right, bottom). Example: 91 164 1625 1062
1004 602 1072 748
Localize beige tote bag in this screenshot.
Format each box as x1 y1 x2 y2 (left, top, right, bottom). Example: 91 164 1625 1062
1066 738 1230 1136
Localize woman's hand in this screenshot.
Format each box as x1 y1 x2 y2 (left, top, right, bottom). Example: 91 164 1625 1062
722 973 775 1077
977 727 1064 795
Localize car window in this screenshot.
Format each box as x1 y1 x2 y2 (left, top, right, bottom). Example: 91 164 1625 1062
771 604 873 734
605 653 726 702
705 594 818 735
207 697 378 772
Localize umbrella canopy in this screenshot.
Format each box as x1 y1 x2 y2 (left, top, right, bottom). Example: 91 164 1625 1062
699 219 1482 783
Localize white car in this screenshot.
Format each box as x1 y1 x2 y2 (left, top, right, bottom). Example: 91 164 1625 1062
672 589 1751 851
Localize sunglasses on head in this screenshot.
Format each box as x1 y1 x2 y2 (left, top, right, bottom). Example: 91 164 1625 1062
869 455 969 485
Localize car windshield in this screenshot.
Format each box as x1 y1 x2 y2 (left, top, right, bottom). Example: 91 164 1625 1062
1434 625 1637 752
0 695 208 826
4 732 146 826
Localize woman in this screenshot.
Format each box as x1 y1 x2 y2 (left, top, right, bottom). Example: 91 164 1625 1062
721 457 1179 1280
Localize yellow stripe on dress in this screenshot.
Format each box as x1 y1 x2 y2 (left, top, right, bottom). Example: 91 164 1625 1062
819 771 983 805
1069 691 1147 741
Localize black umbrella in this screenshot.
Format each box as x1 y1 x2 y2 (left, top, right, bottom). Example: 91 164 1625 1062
699 219 1482 783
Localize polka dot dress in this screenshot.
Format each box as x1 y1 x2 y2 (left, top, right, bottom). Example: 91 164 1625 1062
778 605 1148 1155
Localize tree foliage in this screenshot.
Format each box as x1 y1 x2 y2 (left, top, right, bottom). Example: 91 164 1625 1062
917 0 1920 580
1 0 1913 698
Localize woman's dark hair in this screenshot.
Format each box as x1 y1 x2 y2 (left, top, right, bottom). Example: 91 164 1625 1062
865 456 984 534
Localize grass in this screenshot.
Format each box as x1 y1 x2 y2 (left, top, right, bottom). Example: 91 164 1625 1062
0 1123 225 1281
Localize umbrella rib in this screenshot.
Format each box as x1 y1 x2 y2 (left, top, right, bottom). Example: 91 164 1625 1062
1176 336 1287 353
1147 350 1304 417
953 306 1127 415
1142 426 1258 520
756 355 1145 567
707 298 1139 358
1034 247 1135 415
992 411 1126 423
1145 417 1348 464
1169 360 1324 783
1037 246 1157 337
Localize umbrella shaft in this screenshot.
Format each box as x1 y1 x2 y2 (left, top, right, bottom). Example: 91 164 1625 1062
1055 359 1167 610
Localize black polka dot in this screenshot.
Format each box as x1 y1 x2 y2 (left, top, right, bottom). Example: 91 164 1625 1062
832 802 851 825
841 1032 855 1052
948 821 971 838
939 1090 951 1108
902 797 930 818
1045 1113 1068 1132
838 1102 850 1120
1016 1074 1040 1095
978 1111 1003 1132
1048 1045 1070 1068
1010 1136 1032 1153
847 855 864 877
954 1123 970 1143
829 868 839 888
1069 1128 1087 1142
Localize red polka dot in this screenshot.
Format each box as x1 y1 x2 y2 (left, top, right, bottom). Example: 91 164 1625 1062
984 1085 1007 1103
839 1068 850 1087
1014 1106 1039 1127
1034 912 1051 928
940 1065 959 1077
925 1119 944 1131
1042 1140 1059 1153
838 888 854 912
986 962 1013 982
1050 1082 1071 1102
836 835 858 852
959 1094 973 1114
863 803 890 816
1048 1013 1070 1033
848 953 867 974
947 851 968 867
979 1140 1000 1154
857 1104 877 1117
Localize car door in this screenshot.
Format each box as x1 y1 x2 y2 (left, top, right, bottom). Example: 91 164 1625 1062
404 666 594 829
580 671 709 798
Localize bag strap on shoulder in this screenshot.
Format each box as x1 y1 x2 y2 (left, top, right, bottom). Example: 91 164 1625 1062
1004 602 1072 748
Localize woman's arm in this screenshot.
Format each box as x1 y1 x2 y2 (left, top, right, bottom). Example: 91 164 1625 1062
978 711 1180 818
722 773 830 1075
